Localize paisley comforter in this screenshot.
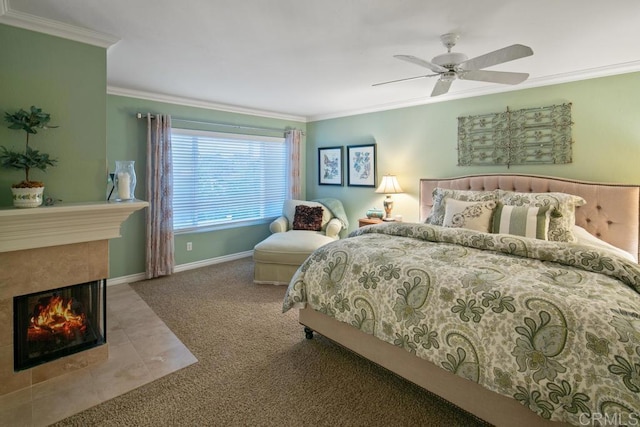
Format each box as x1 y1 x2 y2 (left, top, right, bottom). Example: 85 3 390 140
283 222 640 425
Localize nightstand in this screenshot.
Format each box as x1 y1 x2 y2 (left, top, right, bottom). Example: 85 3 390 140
358 217 384 227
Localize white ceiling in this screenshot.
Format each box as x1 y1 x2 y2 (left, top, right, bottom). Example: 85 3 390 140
2 0 640 121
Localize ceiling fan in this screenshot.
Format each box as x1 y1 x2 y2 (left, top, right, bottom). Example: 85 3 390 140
374 33 533 96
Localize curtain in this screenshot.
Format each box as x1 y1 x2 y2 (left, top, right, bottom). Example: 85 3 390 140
145 114 174 279
286 129 302 200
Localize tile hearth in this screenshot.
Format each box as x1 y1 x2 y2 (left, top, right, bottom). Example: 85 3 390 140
0 283 197 427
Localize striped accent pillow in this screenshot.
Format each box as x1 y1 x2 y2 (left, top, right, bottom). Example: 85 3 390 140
492 203 551 240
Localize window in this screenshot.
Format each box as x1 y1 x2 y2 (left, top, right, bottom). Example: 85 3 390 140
172 129 287 232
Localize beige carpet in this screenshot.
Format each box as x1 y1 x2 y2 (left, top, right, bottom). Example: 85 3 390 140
53 257 488 427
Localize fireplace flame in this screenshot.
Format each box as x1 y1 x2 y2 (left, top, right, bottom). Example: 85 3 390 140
28 295 87 341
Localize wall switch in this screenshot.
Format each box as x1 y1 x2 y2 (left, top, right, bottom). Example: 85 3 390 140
186 242 193 251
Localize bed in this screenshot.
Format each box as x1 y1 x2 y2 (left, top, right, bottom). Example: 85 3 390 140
282 174 640 426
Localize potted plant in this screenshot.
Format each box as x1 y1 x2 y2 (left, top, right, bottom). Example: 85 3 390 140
0 106 58 208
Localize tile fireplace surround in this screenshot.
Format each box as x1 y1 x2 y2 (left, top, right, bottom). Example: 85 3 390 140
0 201 148 396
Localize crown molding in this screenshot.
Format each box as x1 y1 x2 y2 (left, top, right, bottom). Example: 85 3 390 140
3 0 638 123
107 86 308 123
308 61 640 122
0 0 119 48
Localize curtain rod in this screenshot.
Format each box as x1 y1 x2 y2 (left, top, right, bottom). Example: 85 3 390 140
136 112 302 135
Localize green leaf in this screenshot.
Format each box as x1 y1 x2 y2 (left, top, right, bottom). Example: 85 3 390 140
1 106 58 180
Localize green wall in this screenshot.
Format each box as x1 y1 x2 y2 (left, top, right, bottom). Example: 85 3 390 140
0 23 307 280
106 94 306 278
0 24 106 205
305 72 640 233
3 23 640 280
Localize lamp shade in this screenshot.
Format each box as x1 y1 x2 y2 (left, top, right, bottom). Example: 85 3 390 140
375 175 403 194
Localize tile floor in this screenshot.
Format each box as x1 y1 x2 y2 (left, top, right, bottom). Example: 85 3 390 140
0 283 198 427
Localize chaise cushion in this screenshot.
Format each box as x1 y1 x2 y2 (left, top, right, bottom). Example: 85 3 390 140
253 231 336 265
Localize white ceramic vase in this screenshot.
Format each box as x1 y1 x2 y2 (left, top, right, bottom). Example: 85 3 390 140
11 186 45 208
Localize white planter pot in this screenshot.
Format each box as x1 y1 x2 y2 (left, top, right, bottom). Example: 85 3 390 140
11 186 45 208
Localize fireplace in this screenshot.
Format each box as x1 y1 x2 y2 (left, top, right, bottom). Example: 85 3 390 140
0 201 147 396
13 279 106 372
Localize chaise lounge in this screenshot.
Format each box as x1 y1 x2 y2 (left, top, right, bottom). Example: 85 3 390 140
253 198 348 285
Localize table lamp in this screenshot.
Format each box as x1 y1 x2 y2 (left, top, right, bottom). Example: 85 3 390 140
375 175 404 221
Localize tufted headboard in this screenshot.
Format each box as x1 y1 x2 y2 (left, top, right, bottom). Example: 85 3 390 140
420 174 640 262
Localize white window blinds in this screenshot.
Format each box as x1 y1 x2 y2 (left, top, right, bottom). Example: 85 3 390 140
171 129 287 232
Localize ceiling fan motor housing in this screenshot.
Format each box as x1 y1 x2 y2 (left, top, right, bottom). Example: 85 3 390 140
432 52 468 69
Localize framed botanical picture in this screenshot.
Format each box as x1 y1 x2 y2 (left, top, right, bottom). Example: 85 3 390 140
318 146 343 186
347 144 376 187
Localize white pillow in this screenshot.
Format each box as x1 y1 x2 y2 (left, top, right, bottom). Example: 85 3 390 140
572 225 636 262
427 188 498 226
443 198 496 233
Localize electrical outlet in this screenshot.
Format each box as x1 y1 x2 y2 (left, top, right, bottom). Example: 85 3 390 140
186 242 193 251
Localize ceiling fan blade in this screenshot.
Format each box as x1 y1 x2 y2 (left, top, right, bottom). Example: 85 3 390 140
459 70 529 84
431 79 452 96
372 74 438 87
459 44 533 71
394 55 448 73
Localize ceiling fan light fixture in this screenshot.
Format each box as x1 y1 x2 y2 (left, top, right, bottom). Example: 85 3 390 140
440 71 457 82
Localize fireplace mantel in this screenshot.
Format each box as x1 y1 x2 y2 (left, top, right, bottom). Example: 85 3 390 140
0 200 148 253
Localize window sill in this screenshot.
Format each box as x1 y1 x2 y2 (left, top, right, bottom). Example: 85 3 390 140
174 217 276 235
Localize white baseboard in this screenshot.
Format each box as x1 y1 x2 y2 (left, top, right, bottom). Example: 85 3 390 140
173 250 253 273
107 251 254 286
107 272 147 287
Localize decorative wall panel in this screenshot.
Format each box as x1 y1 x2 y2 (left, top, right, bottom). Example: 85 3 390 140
457 103 573 167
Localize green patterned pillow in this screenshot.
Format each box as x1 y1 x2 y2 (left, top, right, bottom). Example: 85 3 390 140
492 203 551 240
496 191 585 242
426 188 498 226
443 198 497 232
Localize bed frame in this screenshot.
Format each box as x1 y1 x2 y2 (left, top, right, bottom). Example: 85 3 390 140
300 174 640 427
